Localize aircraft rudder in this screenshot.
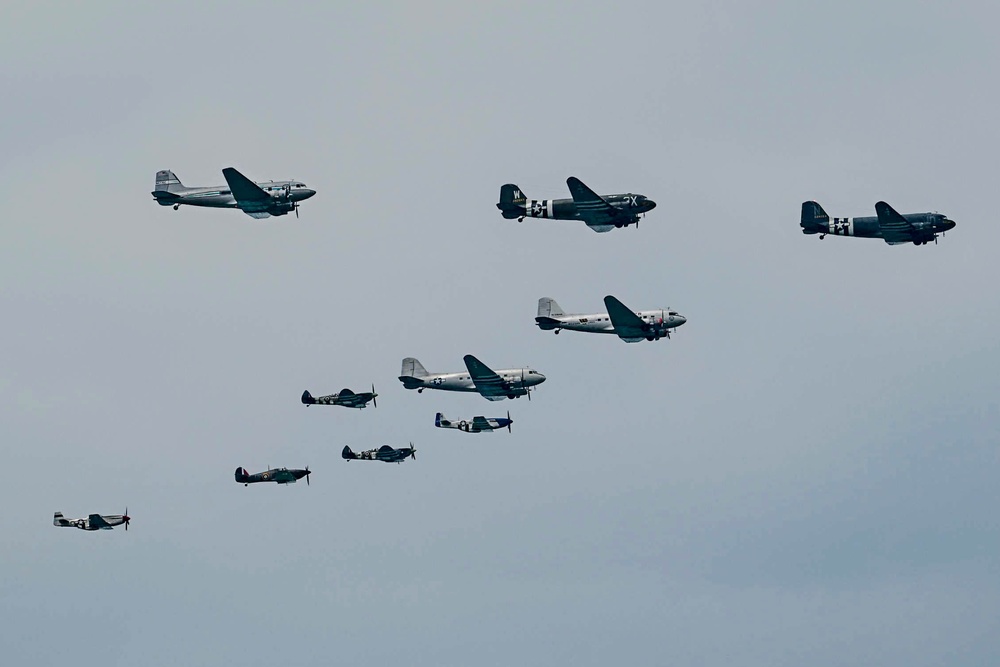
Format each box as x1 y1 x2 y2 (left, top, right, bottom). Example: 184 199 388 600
301 390 315 405
800 200 829 233
401 357 429 378
498 183 526 218
154 169 185 193
342 445 354 459
234 467 249 483
538 297 565 317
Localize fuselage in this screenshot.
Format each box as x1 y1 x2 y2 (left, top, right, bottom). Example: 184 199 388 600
500 194 655 224
802 212 955 241
53 513 128 530
538 309 687 334
153 181 316 209
406 368 545 393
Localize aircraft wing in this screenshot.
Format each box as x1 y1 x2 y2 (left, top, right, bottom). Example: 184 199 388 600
604 295 648 342
566 177 619 231
463 355 512 401
88 514 113 529
222 167 271 204
875 201 915 245
471 416 492 430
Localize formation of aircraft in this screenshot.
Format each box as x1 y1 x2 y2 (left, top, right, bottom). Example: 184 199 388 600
398 355 545 401
235 466 311 486
302 385 378 409
342 444 416 463
536 295 687 342
151 167 316 219
53 510 130 531
497 177 656 232
801 200 956 245
435 411 512 433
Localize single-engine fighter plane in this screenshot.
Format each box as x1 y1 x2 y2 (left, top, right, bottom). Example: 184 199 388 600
235 466 311 486
801 200 955 245
151 167 316 219
398 355 545 401
497 177 656 232
301 385 377 409
435 411 513 433
536 296 686 342
342 444 416 463
53 510 130 531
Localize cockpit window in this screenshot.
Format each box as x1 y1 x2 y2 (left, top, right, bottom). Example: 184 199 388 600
669 311 678 316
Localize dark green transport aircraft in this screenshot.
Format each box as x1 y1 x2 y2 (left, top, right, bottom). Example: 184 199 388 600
801 201 955 245
497 177 655 232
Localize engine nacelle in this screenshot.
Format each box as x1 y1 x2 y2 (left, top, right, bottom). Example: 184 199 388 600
271 201 295 214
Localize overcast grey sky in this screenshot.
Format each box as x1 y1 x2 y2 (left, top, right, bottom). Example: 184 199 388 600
2 2 999 665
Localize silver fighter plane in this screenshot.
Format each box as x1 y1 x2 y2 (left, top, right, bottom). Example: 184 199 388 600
53 510 130 531
398 355 545 401
435 411 513 433
151 167 316 218
536 295 687 342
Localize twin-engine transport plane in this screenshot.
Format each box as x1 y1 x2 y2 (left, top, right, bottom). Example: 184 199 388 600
497 177 656 232
537 295 687 342
398 356 546 401
53 510 130 531
151 167 316 219
435 411 513 433
801 201 956 245
342 444 416 463
235 466 311 486
301 385 378 409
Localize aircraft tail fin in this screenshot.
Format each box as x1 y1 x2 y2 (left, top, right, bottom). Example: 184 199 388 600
301 390 315 405
800 201 830 234
53 512 64 526
400 357 429 378
435 412 448 427
154 169 186 193
234 467 249 483
342 445 355 460
497 184 527 218
537 297 565 318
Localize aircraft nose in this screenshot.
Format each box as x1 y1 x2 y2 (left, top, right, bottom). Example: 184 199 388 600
944 218 956 230
644 199 656 211
301 188 317 200
676 315 687 326
536 373 546 383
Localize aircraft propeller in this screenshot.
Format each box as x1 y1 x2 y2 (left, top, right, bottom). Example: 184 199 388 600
123 507 130 531
372 384 378 408
305 466 311 485
507 410 512 433
521 369 531 401
409 442 416 461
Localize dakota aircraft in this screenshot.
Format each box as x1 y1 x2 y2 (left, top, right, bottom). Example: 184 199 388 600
801 200 956 245
496 177 656 232
536 295 687 342
342 444 416 463
398 355 545 401
53 510 130 531
235 466 311 486
151 167 316 218
301 385 377 409
435 411 512 433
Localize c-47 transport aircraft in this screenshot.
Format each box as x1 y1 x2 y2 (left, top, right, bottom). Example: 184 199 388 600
497 177 655 232
801 200 955 245
536 295 687 342
151 167 316 218
398 355 545 401
53 510 130 531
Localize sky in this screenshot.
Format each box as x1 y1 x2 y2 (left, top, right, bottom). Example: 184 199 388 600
2 2 999 665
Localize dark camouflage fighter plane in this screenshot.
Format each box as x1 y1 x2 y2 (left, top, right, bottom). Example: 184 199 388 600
801 201 956 245
497 177 656 232
301 385 378 409
342 444 416 463
235 466 311 486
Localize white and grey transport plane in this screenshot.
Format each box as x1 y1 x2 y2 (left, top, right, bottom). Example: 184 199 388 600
53 510 130 531
151 167 316 219
536 295 687 342
399 355 545 401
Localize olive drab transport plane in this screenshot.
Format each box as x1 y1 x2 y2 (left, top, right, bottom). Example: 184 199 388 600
801 200 956 245
342 444 416 463
536 295 687 343
301 385 378 409
497 177 656 232
53 510 130 531
151 167 316 218
398 355 546 401
235 466 311 486
435 411 513 433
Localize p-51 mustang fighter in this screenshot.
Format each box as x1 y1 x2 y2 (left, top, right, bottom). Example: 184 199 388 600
801 201 956 245
497 177 656 232
398 355 545 401
342 444 416 463
435 411 512 433
53 510 130 531
301 385 378 409
151 167 316 219
235 466 311 486
537 295 686 343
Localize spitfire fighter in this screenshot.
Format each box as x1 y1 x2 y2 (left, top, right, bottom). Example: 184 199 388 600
398 355 545 401
536 295 686 342
235 466 311 486
435 411 512 433
302 385 378 409
53 510 130 531
342 444 416 463
151 167 316 219
801 201 956 245
497 177 656 232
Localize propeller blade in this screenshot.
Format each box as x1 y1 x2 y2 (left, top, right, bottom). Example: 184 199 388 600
372 384 377 408
295 205 299 218
507 410 512 433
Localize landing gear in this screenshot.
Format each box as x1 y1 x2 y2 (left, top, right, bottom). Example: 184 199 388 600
507 394 516 400
554 330 560 335
173 204 180 210
819 234 826 240
646 335 655 341
417 388 423 393
517 216 525 222
614 221 623 228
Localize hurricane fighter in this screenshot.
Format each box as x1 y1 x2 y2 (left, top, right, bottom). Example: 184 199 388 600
497 177 655 232
801 200 955 245
301 385 378 409
536 295 686 342
53 510 130 531
342 444 416 463
398 355 545 401
435 411 512 433
235 466 311 486
151 167 316 219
